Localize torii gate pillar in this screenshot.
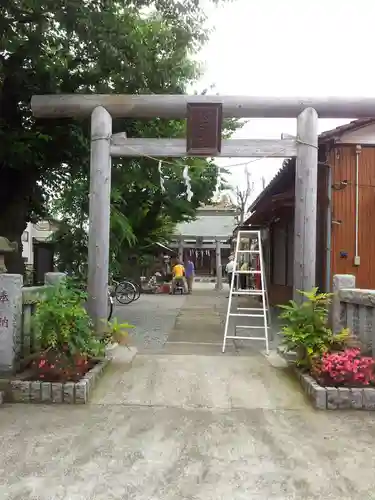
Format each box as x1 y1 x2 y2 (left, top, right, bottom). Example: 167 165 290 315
215 239 223 290
293 107 319 302
87 106 112 331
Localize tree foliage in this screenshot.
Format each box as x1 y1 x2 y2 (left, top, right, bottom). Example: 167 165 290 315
1 0 238 274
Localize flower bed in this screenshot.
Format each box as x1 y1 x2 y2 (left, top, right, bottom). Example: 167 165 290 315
295 368 375 410
279 288 375 410
10 357 109 404
7 278 134 404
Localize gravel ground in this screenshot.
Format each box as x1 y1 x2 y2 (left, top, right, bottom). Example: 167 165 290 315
113 292 186 352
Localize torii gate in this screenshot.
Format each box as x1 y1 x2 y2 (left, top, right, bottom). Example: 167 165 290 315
30 94 375 331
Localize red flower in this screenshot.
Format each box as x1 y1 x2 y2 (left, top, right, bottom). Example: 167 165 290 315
312 349 375 387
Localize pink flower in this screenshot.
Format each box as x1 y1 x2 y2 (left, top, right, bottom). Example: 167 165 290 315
313 349 375 387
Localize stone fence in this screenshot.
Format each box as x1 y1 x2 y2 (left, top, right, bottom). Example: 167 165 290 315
331 274 375 356
0 272 65 375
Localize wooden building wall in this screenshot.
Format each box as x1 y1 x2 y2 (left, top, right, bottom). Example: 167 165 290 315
267 166 328 305
330 145 375 288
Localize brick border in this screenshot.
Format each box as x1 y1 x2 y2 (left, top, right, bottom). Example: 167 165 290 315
295 368 375 410
9 358 109 404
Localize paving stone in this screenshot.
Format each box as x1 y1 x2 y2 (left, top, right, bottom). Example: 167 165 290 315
290 370 328 409
312 383 327 410
29 381 41 403
307 376 315 397
336 387 352 409
300 372 308 392
82 374 93 395
10 381 30 402
304 374 316 397
51 383 63 403
41 382 52 403
363 388 375 410
349 388 363 409
75 380 88 403
326 387 339 409
62 382 75 403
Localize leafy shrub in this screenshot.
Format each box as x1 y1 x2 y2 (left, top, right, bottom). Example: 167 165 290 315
311 348 375 387
278 288 350 367
102 317 134 346
32 281 104 359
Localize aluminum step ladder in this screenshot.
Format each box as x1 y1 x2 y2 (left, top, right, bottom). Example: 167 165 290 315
222 230 271 353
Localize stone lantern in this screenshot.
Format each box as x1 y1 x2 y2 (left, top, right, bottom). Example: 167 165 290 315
0 237 18 273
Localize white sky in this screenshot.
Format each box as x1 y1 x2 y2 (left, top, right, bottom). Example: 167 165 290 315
195 0 375 201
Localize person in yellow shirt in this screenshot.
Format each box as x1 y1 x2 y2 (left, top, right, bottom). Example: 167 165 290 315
171 260 188 294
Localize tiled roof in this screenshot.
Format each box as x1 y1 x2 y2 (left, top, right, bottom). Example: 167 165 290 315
174 213 237 238
319 118 375 142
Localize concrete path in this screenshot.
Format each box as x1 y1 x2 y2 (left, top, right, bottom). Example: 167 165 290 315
1 283 375 498
91 354 305 409
114 292 186 352
162 282 281 355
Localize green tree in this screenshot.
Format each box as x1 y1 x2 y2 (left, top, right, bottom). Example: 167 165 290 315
51 154 224 277
0 0 237 273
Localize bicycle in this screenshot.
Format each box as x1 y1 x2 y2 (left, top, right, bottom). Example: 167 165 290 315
112 278 138 305
119 277 141 301
130 279 141 301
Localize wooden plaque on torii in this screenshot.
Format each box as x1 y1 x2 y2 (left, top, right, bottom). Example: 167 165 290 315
186 103 223 156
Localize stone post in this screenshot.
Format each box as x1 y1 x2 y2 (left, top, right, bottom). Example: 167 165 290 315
0 236 22 374
44 272 66 286
0 274 23 374
331 274 356 333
